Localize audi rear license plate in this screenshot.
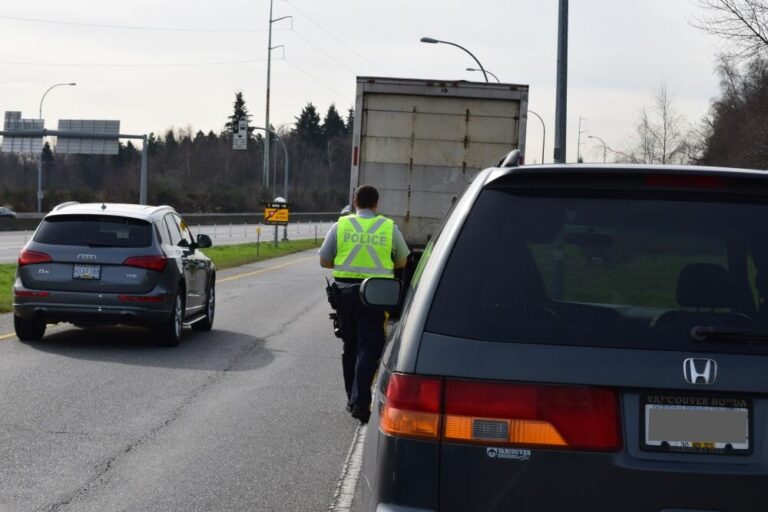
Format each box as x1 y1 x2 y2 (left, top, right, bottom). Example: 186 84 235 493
73 264 101 280
642 394 751 455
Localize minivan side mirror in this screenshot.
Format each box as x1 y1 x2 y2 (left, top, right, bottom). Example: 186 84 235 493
360 278 402 309
196 234 213 249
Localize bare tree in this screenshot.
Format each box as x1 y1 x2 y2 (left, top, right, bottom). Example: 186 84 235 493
694 0 768 58
620 83 690 164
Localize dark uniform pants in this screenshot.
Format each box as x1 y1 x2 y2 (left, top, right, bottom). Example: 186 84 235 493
337 285 386 412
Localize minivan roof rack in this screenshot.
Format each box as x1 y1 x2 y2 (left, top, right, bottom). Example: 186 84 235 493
52 201 80 211
498 149 521 168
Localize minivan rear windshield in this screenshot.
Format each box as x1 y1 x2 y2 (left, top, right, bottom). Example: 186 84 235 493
35 215 153 248
425 189 768 353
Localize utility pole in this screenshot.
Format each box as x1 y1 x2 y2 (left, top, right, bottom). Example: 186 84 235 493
264 1 291 195
554 0 568 163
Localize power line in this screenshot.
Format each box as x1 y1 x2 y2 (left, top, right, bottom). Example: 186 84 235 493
283 0 388 74
0 58 271 68
283 59 353 103
290 29 358 77
0 14 275 33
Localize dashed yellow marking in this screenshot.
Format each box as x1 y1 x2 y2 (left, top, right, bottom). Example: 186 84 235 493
217 255 317 283
0 332 16 341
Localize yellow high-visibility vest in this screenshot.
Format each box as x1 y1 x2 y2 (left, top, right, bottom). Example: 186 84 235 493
333 214 395 279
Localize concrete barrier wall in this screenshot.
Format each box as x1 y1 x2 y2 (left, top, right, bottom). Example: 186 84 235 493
0 212 338 232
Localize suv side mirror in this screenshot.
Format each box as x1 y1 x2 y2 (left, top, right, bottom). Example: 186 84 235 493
360 278 402 308
196 234 213 249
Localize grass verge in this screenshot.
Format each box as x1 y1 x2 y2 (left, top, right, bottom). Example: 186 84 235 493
0 265 13 314
0 239 321 314
201 238 321 270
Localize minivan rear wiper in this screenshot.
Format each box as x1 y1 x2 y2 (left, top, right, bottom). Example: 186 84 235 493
691 325 768 344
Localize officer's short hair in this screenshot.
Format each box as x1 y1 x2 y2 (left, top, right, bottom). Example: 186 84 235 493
354 185 379 209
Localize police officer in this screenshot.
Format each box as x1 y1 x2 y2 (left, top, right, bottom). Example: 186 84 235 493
319 185 409 424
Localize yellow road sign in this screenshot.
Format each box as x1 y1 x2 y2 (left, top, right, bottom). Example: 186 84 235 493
264 207 289 225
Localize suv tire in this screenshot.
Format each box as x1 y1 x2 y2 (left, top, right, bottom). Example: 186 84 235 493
158 290 184 347
192 281 215 332
14 315 46 342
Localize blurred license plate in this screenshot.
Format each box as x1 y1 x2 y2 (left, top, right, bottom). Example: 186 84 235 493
643 394 750 455
73 264 101 280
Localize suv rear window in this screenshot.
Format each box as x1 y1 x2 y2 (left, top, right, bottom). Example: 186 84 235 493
35 215 153 248
425 189 768 353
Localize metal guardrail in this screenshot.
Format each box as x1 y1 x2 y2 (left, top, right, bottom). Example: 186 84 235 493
0 212 339 232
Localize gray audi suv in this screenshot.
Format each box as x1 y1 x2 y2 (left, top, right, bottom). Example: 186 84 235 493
359 159 768 511
13 202 216 346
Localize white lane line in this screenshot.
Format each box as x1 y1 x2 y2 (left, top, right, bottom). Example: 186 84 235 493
329 424 367 511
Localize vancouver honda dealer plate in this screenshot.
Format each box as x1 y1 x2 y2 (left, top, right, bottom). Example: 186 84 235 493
641 394 751 455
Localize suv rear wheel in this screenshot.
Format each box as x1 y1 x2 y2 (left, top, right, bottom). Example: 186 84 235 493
157 290 184 347
192 281 215 332
14 315 46 342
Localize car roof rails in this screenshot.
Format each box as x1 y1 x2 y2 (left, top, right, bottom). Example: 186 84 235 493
52 201 80 211
498 149 521 168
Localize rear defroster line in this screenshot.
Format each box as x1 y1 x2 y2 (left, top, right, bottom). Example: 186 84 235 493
328 424 367 511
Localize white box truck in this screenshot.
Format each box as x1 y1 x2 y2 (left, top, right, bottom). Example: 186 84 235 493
349 76 529 261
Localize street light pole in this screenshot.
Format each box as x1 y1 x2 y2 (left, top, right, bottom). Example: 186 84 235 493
554 0 568 163
588 135 607 163
577 116 587 163
466 67 499 83
37 82 76 213
528 110 547 164
264 0 292 196
421 37 489 82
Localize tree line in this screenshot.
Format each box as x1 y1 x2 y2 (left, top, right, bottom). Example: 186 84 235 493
0 94 353 213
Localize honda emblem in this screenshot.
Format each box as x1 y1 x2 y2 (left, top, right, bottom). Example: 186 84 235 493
683 358 718 385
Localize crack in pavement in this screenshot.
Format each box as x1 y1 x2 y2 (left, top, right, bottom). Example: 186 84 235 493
0 422 112 440
40 334 272 512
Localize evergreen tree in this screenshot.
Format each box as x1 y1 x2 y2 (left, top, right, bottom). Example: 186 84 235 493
42 142 55 172
295 102 323 147
225 91 255 137
323 104 346 140
345 108 355 135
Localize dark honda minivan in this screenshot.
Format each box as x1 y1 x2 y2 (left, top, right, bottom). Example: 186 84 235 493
360 162 768 511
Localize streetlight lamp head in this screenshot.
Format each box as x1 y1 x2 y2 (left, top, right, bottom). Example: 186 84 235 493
420 37 439 44
68 82 77 86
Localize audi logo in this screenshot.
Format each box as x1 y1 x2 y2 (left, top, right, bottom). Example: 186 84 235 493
77 254 97 261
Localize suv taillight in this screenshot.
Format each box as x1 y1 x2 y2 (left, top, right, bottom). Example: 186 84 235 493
122 255 167 272
380 374 621 452
18 250 52 266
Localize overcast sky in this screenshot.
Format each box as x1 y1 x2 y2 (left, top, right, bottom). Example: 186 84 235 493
0 0 724 163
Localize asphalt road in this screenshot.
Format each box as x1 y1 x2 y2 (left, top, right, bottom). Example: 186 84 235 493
0 250 363 511
0 222 332 263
